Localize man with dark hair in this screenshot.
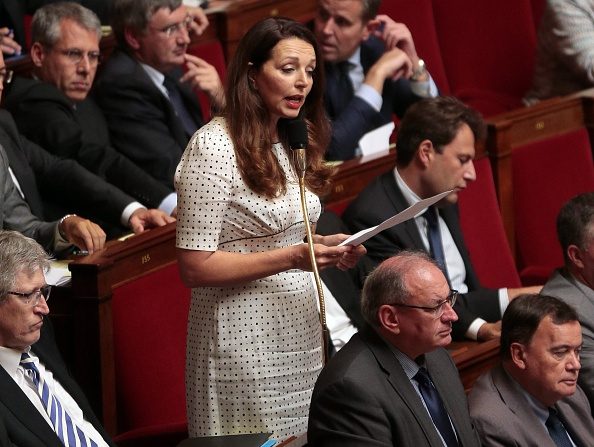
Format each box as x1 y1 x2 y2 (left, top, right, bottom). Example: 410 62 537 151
93 0 223 188
542 191 594 410
343 96 539 341
309 250 481 446
314 0 438 160
0 230 114 446
469 294 594 445
3 2 178 219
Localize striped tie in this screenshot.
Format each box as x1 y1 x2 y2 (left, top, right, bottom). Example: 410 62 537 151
20 352 98 447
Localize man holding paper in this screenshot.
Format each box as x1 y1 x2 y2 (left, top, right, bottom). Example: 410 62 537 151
343 97 540 341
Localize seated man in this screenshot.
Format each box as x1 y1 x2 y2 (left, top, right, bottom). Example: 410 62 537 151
542 192 594 410
3 2 177 217
343 96 538 341
0 230 114 446
308 250 481 446
313 0 438 160
469 294 594 445
524 0 594 105
94 0 224 188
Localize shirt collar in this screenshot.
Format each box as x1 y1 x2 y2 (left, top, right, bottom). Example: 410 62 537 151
347 46 361 68
0 345 30 379
394 167 422 207
505 368 549 424
381 333 423 380
140 62 165 87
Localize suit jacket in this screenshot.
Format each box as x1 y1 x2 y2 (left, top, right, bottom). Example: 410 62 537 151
308 327 481 446
542 269 594 411
94 49 204 188
3 76 173 210
342 171 501 339
324 37 425 161
0 109 133 236
0 321 114 447
0 144 56 252
468 364 594 446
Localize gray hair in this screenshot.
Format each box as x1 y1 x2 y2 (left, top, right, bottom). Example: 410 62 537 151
32 2 102 48
361 250 437 327
110 0 182 48
0 231 50 300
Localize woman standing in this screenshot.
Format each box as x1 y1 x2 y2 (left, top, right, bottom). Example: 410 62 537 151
175 17 365 440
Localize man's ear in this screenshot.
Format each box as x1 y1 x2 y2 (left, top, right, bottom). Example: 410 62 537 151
510 342 527 370
30 42 45 68
567 244 585 270
124 27 141 51
417 139 435 168
378 304 400 335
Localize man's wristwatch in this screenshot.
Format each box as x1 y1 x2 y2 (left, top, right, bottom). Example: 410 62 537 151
411 59 427 82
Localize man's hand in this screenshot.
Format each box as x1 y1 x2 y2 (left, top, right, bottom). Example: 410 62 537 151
508 285 543 300
364 47 413 93
477 321 502 341
59 215 106 254
0 28 21 56
129 208 176 234
186 6 209 37
368 15 419 65
181 53 225 109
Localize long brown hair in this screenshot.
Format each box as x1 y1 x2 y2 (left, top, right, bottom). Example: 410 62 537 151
225 17 333 199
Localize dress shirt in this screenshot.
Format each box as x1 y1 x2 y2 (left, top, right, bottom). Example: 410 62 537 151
0 346 109 447
394 168 510 340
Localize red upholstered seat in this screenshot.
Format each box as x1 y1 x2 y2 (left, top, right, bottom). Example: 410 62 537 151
512 128 594 284
111 263 190 444
458 157 521 289
378 0 450 94
530 0 546 30
431 0 537 116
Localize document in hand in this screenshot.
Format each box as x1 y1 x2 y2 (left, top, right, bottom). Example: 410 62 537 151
339 189 454 247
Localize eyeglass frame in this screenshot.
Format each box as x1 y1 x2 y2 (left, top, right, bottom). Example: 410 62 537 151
6 285 52 306
156 15 193 38
0 67 13 85
391 289 458 318
55 48 102 67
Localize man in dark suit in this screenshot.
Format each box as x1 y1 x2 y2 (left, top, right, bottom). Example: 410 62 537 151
541 192 594 411
308 250 481 446
0 230 114 446
469 294 594 446
313 0 438 160
343 96 539 341
93 0 222 188
3 3 178 217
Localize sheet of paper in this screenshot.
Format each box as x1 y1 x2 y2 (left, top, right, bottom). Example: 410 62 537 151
339 189 454 247
358 121 395 157
45 260 72 286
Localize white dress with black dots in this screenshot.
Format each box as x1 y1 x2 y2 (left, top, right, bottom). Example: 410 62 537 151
175 117 323 440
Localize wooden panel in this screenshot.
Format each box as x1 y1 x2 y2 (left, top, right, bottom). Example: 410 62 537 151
450 339 500 393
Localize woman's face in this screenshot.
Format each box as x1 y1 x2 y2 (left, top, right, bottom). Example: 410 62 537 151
253 37 316 134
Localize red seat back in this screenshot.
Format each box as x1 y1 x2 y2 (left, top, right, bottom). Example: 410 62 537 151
512 128 594 283
458 157 521 288
112 263 190 434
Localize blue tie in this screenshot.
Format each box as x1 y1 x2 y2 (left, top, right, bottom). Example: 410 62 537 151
424 207 450 282
414 367 459 447
20 352 98 447
163 75 199 137
546 408 573 447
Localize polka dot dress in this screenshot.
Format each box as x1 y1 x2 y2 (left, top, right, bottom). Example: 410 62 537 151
175 117 323 440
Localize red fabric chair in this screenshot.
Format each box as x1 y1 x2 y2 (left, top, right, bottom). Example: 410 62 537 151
111 263 191 445
185 39 227 121
378 0 450 94
512 128 594 284
530 0 546 30
458 157 521 289
431 0 537 116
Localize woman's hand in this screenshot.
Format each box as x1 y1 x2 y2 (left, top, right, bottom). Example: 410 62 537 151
291 234 367 271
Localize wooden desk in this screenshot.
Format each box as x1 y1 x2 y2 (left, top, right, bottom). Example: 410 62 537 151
450 339 500 393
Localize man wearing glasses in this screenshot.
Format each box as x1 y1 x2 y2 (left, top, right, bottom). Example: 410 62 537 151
308 250 481 446
93 0 224 189
0 230 114 446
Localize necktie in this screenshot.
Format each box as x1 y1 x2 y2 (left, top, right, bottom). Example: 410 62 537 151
424 206 450 281
331 61 354 115
20 352 98 447
414 367 459 447
546 408 573 447
163 76 199 137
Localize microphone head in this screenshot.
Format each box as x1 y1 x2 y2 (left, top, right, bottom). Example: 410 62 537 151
287 119 308 150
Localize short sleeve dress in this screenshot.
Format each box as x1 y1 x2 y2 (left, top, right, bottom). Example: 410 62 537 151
175 117 323 440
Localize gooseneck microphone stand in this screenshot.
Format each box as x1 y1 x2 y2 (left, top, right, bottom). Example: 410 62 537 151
287 119 329 365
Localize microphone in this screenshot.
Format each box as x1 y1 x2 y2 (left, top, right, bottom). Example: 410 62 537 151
287 118 330 364
287 118 308 179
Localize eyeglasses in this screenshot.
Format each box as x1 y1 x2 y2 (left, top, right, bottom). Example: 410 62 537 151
392 290 458 318
0 68 13 85
57 49 102 66
158 15 193 38
7 285 52 306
